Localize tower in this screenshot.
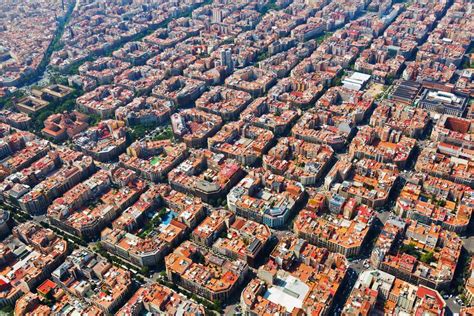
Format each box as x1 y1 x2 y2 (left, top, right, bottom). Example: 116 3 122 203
211 8 223 24
220 48 233 72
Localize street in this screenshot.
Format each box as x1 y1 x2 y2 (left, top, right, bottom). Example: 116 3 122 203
462 235 474 254
446 297 462 315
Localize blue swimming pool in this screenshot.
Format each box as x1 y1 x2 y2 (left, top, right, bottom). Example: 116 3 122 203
161 210 177 225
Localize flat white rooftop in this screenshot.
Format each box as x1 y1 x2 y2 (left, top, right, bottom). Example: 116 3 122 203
263 275 309 312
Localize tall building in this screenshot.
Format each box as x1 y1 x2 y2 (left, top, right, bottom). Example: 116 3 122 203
221 48 233 71
212 8 223 23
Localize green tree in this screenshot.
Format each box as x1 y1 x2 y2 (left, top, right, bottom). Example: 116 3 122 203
420 251 435 264
212 300 222 311
89 114 101 126
0 304 14 315
141 266 150 275
36 110 54 125
399 243 420 259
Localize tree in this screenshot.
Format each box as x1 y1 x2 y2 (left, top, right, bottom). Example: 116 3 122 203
0 304 14 315
260 0 278 14
36 110 53 125
56 99 76 113
131 125 147 140
212 300 222 311
256 52 268 62
89 114 101 126
420 251 435 264
141 266 150 276
399 243 420 259
158 208 167 218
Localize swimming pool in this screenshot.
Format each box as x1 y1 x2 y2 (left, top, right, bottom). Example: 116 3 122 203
161 210 177 225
